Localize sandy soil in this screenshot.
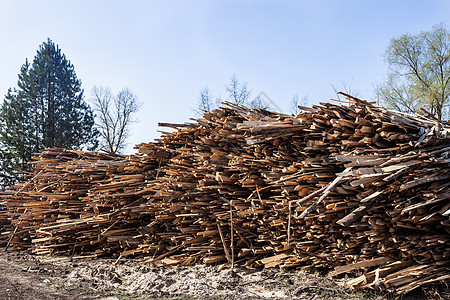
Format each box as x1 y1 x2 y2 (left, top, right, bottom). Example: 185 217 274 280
0 251 446 300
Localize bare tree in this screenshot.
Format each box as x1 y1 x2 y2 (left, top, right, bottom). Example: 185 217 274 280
196 86 215 114
196 75 251 113
332 81 361 101
91 86 141 154
249 95 265 109
225 75 251 105
289 94 309 115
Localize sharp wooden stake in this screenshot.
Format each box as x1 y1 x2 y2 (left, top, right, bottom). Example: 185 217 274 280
5 208 27 252
287 201 292 245
4 226 18 252
114 255 122 265
230 200 234 269
217 223 231 265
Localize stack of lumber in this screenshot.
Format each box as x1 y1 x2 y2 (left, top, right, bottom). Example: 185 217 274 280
2 93 449 294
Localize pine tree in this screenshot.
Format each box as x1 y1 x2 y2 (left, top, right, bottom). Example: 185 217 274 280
0 39 98 188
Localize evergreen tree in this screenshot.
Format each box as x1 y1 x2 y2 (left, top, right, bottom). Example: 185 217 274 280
0 39 98 188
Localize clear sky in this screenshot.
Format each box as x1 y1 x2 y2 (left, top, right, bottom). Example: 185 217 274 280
1 0 449 154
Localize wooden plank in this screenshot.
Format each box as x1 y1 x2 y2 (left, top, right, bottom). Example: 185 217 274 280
333 257 392 275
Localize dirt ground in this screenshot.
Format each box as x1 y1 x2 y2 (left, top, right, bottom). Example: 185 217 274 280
0 250 446 300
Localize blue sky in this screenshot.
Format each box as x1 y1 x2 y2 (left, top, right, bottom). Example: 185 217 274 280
1 0 449 153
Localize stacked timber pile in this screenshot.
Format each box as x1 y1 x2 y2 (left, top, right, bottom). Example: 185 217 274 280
2 93 449 294
2 149 162 254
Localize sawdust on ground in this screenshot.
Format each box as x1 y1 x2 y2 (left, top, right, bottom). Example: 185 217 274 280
0 251 444 300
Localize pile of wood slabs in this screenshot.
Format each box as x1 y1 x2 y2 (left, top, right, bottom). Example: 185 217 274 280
2 93 449 294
